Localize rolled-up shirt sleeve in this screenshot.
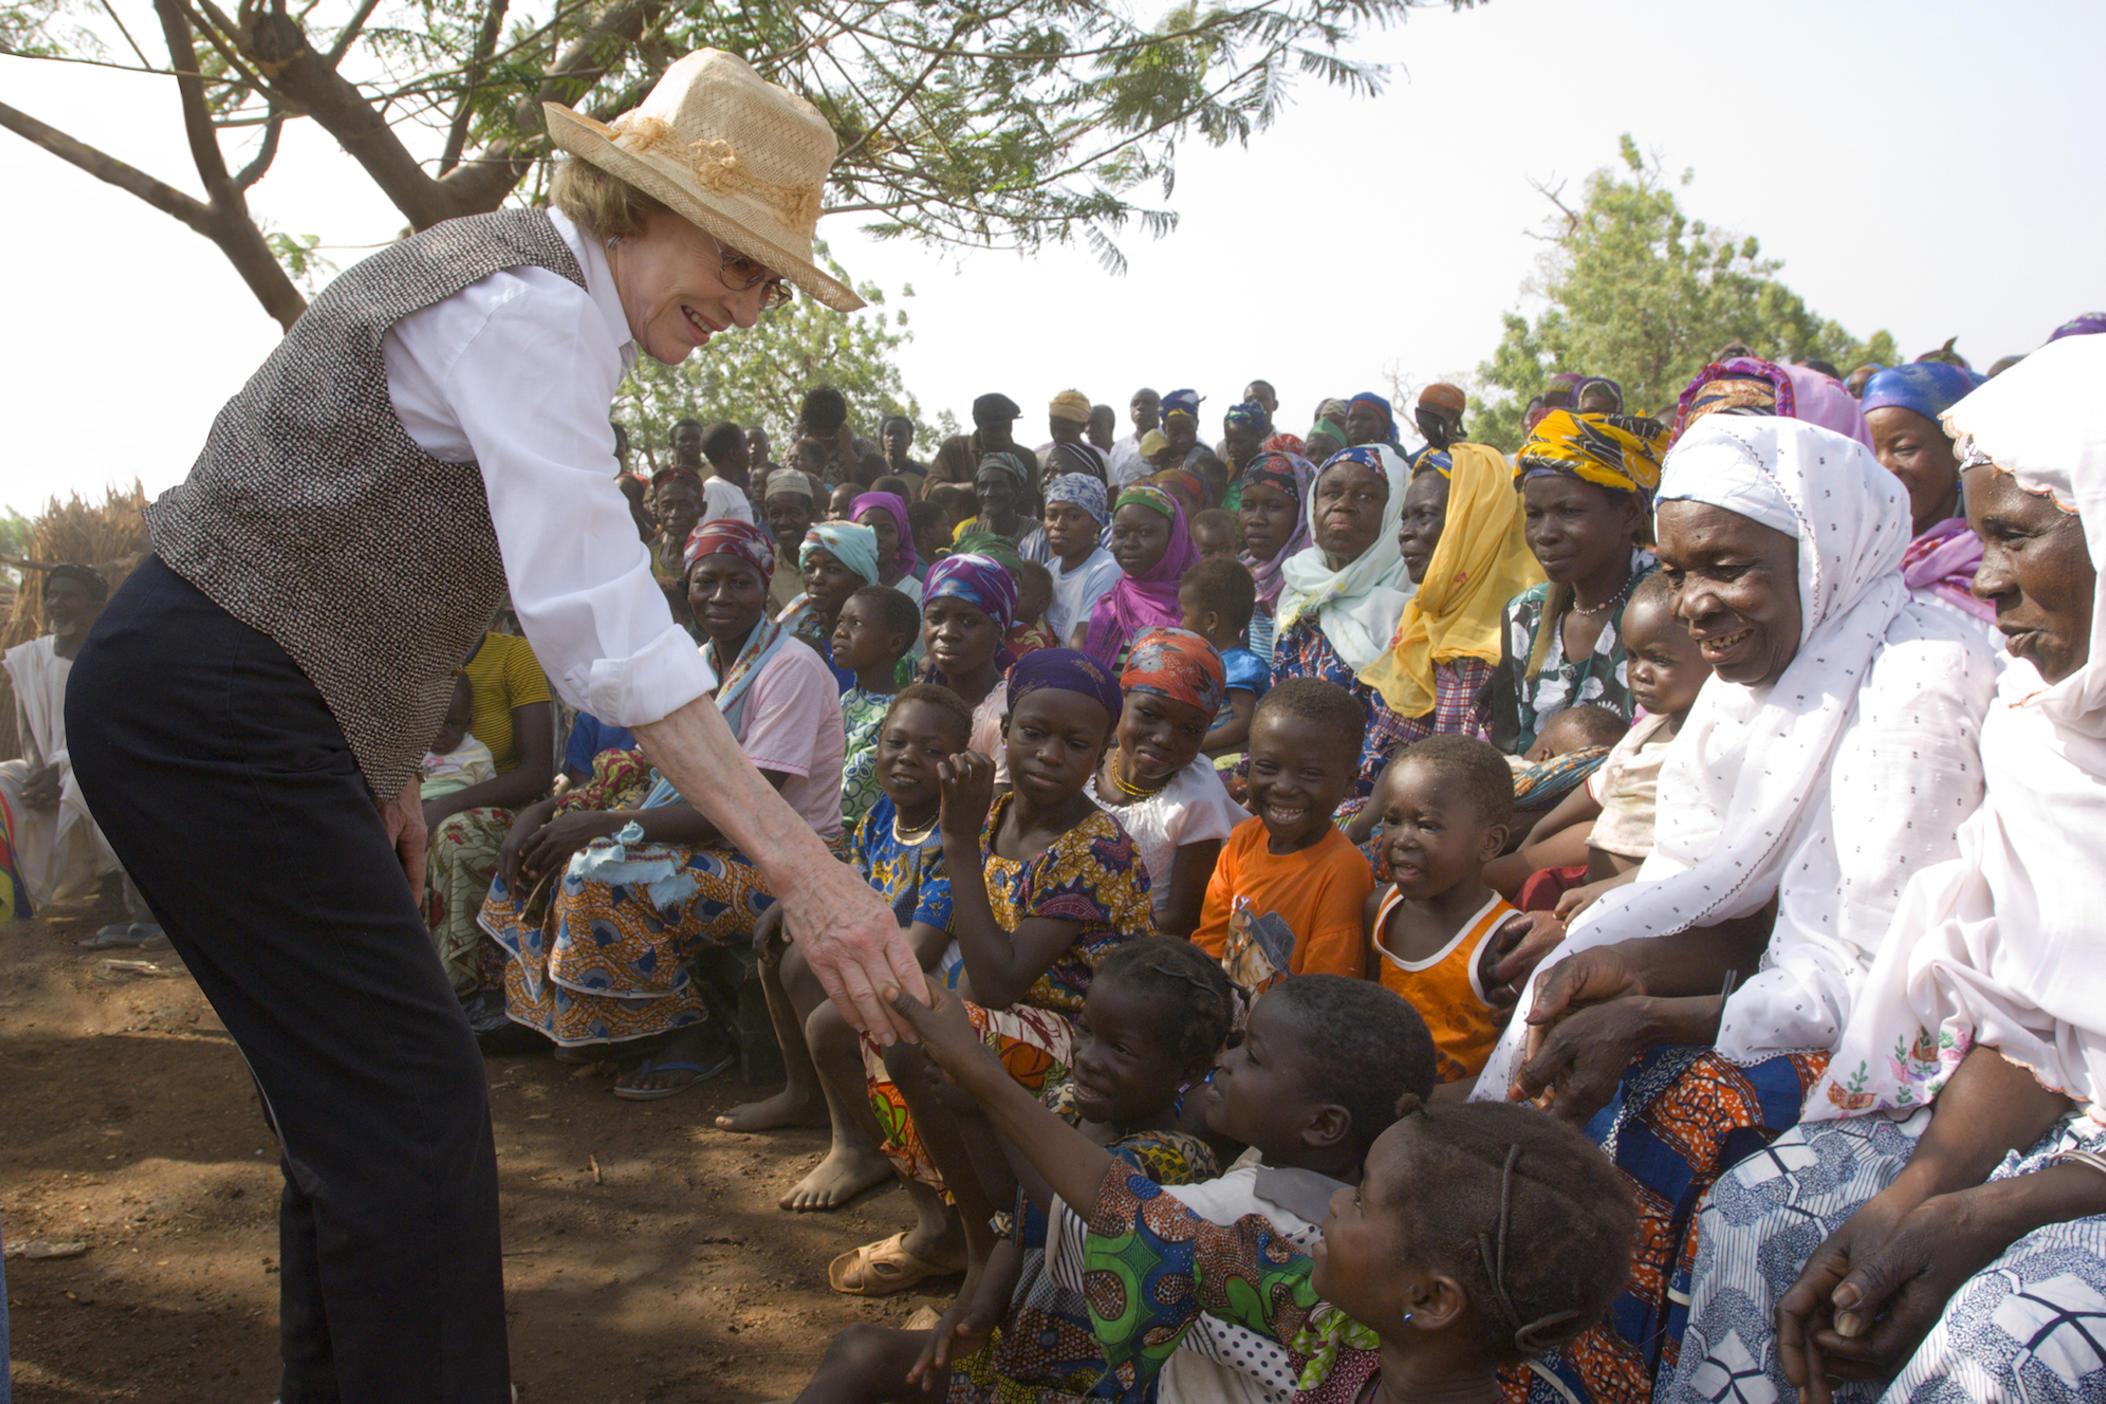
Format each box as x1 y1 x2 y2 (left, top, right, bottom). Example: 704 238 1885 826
413 269 716 727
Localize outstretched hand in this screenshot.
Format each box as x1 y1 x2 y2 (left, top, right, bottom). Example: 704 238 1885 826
887 984 1001 1093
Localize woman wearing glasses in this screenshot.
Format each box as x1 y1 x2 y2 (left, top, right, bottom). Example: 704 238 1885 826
64 51 918 1402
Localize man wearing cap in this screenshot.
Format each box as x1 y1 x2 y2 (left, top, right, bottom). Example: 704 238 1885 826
63 49 922 1398
762 468 820 613
1410 382 1468 475
929 392 1040 490
1108 386 1161 487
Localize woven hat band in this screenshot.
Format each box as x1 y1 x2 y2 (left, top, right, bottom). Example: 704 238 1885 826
608 114 823 237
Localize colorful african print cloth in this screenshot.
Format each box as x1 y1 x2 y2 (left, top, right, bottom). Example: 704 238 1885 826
1496 1045 1825 1404
0 790 28 922
1123 627 1227 718
423 805 514 995
1081 1163 1379 1403
1272 615 1489 796
849 791 954 977
1485 552 1657 756
838 686 893 831
947 1082 1217 1403
864 792 1152 1185
683 516 776 575
1516 411 1669 501
1665 1107 2106 1404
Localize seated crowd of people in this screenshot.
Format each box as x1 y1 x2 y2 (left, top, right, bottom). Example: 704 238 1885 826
12 310 2106 1404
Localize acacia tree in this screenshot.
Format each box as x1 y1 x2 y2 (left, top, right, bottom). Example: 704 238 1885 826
2 0 1457 330
612 245 955 461
1472 135 1897 449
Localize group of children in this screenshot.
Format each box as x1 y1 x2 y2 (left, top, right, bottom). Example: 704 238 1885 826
432 433 1727 1402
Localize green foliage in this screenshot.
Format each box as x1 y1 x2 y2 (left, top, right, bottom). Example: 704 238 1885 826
1473 135 1896 450
611 249 946 461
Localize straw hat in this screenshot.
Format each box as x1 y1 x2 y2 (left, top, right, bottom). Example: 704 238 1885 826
544 49 863 312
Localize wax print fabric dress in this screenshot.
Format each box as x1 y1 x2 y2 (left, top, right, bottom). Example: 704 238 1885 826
864 793 1153 1186
948 1083 1217 1404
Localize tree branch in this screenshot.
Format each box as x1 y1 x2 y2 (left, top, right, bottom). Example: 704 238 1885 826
233 105 285 189
153 0 235 194
439 0 508 174
323 0 384 66
0 96 213 233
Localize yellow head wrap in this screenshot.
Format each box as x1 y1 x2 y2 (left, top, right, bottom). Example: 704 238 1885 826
1358 445 1545 718
1514 410 1669 499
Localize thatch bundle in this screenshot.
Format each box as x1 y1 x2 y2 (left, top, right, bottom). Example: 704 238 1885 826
0 483 150 760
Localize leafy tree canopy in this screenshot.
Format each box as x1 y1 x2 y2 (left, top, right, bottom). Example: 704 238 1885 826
1472 135 1897 449
2 0 1463 328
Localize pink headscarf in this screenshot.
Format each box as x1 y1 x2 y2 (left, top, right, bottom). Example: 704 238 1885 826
1779 362 1875 450
1674 357 1873 451
1082 486 1200 668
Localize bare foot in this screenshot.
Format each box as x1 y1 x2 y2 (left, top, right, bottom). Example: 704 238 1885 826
716 1086 828 1133
781 1142 894 1212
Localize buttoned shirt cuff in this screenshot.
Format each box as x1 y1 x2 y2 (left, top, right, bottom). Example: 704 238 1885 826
579 621 718 729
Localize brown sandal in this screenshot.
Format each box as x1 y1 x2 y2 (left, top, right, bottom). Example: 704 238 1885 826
827 1232 961 1296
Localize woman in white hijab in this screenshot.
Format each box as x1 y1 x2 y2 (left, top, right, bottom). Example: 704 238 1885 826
1664 332 2106 1404
1272 442 1415 793
1476 415 1999 1404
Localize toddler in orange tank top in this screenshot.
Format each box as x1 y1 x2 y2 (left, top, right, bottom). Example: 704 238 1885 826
1362 734 1520 1088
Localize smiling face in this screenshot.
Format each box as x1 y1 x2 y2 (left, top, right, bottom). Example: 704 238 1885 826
1396 470 1450 585
686 554 769 653
922 595 1002 679
1964 463 2096 684
975 468 1022 531
1656 500 1803 688
1620 590 1710 718
1116 689 1213 787
1520 475 1642 585
41 576 101 644
1204 988 1336 1155
1865 405 1963 536
1378 757 1506 900
1068 978 1191 1125
1311 460 1389 568
875 698 966 815
765 492 814 553
1043 501 1100 564
1238 478 1299 562
856 507 902 569
801 545 863 619
1111 502 1173 577
607 209 774 364
1002 687 1112 808
1245 710 1358 852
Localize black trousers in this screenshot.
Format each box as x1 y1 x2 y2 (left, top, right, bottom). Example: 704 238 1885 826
67 558 510 1402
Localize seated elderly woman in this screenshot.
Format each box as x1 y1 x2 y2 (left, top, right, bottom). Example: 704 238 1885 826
1665 335 2106 1404
1474 415 2001 1404
1270 443 1416 795
481 520 843 1098
1483 411 1665 756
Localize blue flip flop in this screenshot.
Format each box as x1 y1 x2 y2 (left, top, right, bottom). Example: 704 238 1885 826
611 1050 735 1101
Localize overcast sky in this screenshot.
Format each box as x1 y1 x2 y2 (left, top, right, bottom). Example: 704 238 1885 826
3 0 2099 515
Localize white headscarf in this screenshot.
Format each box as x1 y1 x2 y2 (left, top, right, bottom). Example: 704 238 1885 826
1477 417 1997 1094
1806 333 2106 1119
1275 443 1415 671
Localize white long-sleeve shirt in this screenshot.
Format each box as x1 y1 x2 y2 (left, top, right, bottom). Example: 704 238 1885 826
380 209 715 728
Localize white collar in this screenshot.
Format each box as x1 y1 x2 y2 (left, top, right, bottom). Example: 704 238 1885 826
548 207 637 373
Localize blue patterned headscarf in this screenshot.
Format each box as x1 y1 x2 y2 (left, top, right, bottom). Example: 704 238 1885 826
1860 362 1985 424
923 552 1018 633
1161 389 1203 421
1348 391 1401 446
1007 647 1123 725
1044 473 1110 526
1223 400 1270 433
798 521 881 586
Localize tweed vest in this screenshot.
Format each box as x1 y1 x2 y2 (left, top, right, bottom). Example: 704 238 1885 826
146 208 587 803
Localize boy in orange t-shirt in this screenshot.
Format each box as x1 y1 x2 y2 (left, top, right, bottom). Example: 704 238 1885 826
1194 679 1373 991
1363 734 1520 1087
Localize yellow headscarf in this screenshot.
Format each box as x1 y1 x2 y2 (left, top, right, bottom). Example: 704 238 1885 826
1358 444 1545 718
1514 410 1669 499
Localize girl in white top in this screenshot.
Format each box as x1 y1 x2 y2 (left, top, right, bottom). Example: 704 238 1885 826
1088 628 1249 935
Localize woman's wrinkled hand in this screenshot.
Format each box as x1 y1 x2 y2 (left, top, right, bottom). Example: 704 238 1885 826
1481 910 1566 1011
378 782 427 896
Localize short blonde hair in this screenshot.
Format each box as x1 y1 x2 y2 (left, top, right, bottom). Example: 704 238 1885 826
548 155 669 242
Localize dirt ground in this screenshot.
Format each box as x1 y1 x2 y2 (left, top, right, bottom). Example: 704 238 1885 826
2 883 958 1403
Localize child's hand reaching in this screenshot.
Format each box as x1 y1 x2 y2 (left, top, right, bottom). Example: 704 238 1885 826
888 984 1002 1096
937 750 997 845
907 1243 1019 1385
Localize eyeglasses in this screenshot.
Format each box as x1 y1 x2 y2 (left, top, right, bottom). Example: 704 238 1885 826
707 230 794 311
